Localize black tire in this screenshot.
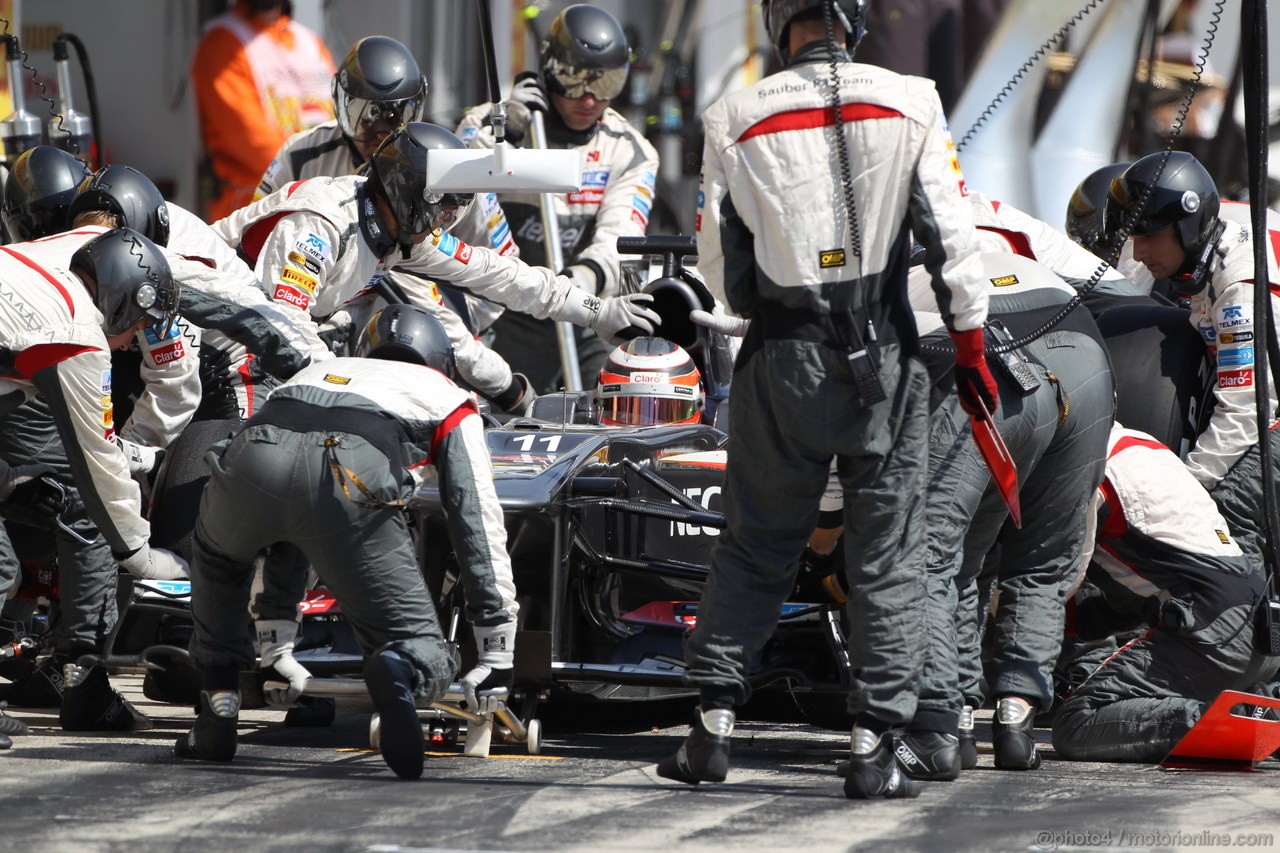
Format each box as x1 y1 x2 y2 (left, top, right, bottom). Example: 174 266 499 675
148 419 241 562
1096 305 1213 450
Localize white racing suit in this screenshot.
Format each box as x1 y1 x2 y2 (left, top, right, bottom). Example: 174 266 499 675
1052 426 1275 763
256 121 514 340
189 358 517 702
165 202 327 421
213 175 623 409
968 191 1156 317
1179 217 1280 571
682 44 988 731
0 240 150 568
456 103 659 392
0 229 194 657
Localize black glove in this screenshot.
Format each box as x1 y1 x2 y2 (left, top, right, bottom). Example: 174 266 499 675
0 462 68 528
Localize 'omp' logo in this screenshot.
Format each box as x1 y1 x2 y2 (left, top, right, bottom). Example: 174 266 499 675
991 275 1018 286
820 249 846 268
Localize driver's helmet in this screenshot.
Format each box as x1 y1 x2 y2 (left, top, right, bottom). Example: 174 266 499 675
596 337 703 426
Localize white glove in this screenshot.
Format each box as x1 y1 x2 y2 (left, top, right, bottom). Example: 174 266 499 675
504 73 548 137
117 545 189 580
690 309 751 337
461 622 516 715
257 618 311 708
317 309 355 355
116 437 164 479
562 264 602 296
0 460 57 502
591 292 661 344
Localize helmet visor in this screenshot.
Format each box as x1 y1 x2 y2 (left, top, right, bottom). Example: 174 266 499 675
341 94 426 145
424 191 476 232
598 394 700 426
544 55 628 101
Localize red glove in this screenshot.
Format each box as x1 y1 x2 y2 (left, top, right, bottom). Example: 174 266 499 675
950 327 1000 421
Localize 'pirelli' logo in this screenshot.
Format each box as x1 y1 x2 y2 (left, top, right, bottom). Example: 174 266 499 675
819 249 846 268
991 275 1019 287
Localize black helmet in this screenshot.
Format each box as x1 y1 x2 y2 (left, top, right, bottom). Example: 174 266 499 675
540 5 630 101
357 303 455 376
1105 151 1220 259
2 146 92 242
67 165 171 247
333 36 427 151
69 228 180 337
763 0 868 63
1064 161 1130 256
365 122 476 256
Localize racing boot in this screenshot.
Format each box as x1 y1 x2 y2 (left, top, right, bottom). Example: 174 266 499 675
657 706 734 784
992 696 1041 770
0 652 68 708
364 649 424 780
894 728 961 781
175 690 240 761
0 701 30 739
59 663 153 732
958 705 979 770
844 726 920 800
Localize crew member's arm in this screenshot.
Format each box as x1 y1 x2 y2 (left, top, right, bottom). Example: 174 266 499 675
118 317 201 451
693 103 755 319
252 214 347 361
1185 282 1279 487
30 348 148 555
400 233 657 343
566 133 660 297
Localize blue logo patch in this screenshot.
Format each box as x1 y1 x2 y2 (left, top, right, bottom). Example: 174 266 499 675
143 323 181 345
1221 305 1245 319
582 169 611 187
436 232 460 257
1218 347 1255 367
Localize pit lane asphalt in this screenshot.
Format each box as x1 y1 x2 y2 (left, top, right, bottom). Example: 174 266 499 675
0 676 1276 853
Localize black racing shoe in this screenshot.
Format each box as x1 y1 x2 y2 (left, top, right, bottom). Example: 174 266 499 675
364 650 424 780
844 727 920 800
0 701 30 738
284 696 337 728
894 729 961 781
0 731 10 749
0 654 67 708
174 691 240 762
60 665 153 732
657 707 734 785
958 705 978 770
992 697 1041 770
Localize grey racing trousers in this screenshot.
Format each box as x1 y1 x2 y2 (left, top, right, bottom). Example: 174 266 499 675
682 336 930 728
189 423 457 701
920 329 1113 724
0 398 118 654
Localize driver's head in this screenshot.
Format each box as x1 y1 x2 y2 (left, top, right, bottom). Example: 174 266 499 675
596 337 703 426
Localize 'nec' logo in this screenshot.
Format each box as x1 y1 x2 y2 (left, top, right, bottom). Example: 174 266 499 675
1222 305 1244 319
